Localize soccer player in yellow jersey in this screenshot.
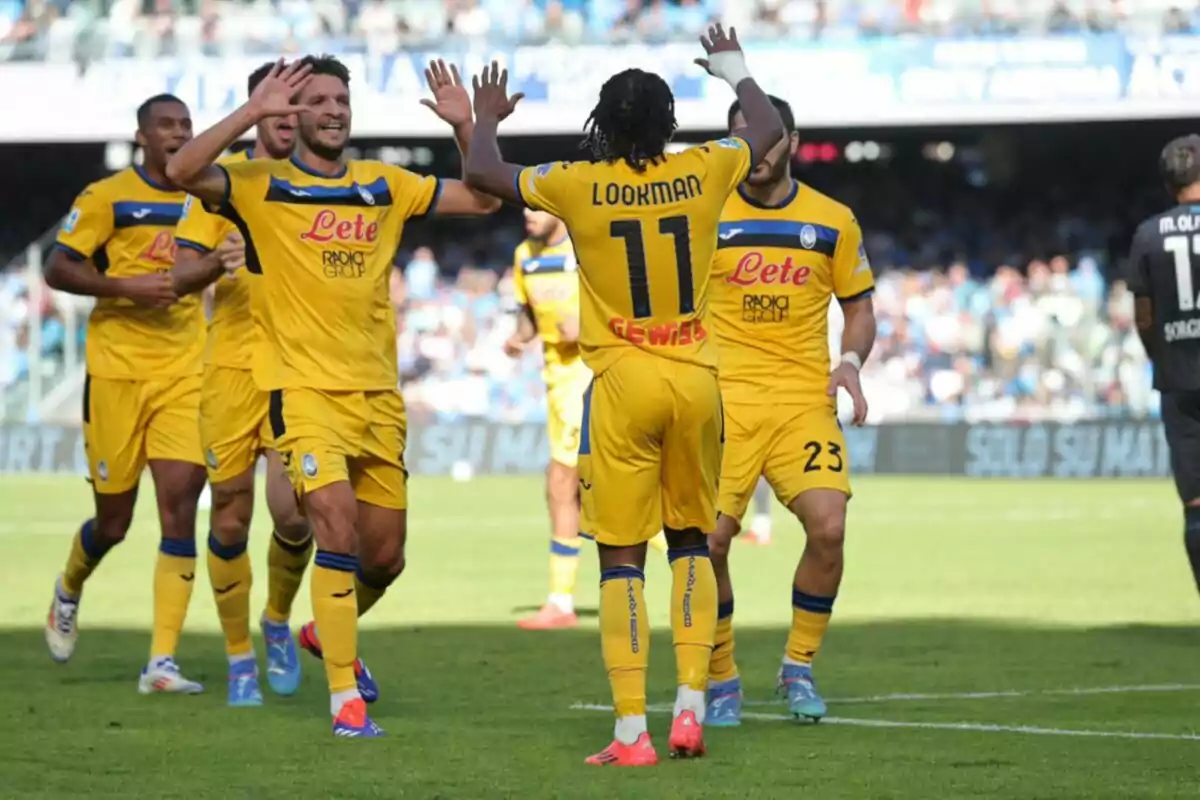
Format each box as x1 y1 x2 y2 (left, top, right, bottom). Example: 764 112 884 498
705 95 876 726
43 94 210 694
465 25 785 765
170 62 315 707
166 56 501 736
505 210 594 630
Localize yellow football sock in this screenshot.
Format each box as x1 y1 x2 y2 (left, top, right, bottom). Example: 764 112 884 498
599 565 649 718
207 533 253 656
785 590 836 665
669 546 718 691
265 531 313 624
355 569 390 617
150 539 198 659
710 599 738 683
61 519 112 597
549 536 582 599
311 551 359 694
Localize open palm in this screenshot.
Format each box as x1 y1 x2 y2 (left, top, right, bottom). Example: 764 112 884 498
420 59 472 127
249 60 312 119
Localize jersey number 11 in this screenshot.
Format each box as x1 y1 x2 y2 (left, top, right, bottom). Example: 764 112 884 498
1164 234 1200 311
611 216 695 320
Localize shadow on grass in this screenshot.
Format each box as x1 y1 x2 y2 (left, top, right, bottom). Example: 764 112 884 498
5 620 1200 799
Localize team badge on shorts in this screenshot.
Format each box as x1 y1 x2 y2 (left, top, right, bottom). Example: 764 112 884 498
97 460 108 482
205 448 218 469
302 453 318 478
800 224 817 250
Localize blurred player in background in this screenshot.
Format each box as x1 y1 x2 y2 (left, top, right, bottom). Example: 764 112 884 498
43 94 210 694
704 95 876 726
170 62 314 708
1127 134 1200 597
167 56 502 736
504 209 593 630
465 25 784 764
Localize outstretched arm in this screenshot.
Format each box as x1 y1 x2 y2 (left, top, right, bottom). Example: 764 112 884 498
418 59 502 215
166 60 312 206
464 62 527 205
696 25 783 169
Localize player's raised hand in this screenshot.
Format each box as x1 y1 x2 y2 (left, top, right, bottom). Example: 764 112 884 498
247 59 312 120
828 357 869 427
471 61 525 123
694 23 744 77
502 334 526 359
420 59 472 127
119 272 177 309
215 232 246 275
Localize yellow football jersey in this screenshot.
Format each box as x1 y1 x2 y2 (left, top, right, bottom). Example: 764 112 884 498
56 166 205 379
710 182 875 407
218 155 439 391
516 137 752 375
512 235 586 384
176 148 258 371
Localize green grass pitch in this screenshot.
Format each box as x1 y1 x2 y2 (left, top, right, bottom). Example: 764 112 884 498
1 474 1198 798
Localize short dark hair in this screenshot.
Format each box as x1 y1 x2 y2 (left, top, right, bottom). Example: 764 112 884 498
727 95 795 135
136 93 186 130
1160 135 1200 197
582 69 677 173
248 61 276 96
298 54 352 87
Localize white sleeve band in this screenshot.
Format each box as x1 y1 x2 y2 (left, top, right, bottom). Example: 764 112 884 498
706 51 753 89
840 352 863 371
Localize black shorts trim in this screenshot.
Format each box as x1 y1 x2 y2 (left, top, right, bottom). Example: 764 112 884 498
268 389 285 440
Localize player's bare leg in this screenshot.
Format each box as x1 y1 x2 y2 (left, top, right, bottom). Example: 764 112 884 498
302 481 381 737
298 499 398 707
1185 499 1200 595
587 541 658 767
207 467 262 707
140 459 208 695
260 449 311 696
663 526 717 759
46 489 137 663
704 512 743 726
779 488 847 722
520 460 582 630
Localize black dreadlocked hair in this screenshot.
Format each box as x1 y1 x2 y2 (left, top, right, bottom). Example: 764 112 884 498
581 69 677 173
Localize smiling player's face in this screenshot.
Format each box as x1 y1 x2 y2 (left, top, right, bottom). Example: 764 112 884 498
731 111 797 187
297 74 351 157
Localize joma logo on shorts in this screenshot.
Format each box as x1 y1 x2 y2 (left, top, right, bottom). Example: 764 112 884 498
727 252 811 287
301 210 379 243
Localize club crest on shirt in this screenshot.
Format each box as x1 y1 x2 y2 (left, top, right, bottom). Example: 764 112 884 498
356 183 376 206
800 225 817 250
302 453 318 478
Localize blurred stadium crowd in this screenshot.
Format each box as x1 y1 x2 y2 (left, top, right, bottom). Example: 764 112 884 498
0 213 1152 425
2 0 1199 60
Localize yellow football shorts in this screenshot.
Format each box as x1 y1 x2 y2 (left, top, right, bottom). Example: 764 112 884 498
199 364 274 484
545 367 592 469
83 373 204 494
578 355 722 546
718 401 852 523
271 387 408 510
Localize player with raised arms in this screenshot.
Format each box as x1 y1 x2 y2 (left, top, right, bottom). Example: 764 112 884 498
169 61 315 708
1128 134 1200 597
165 56 502 736
44 94 211 695
464 25 784 765
704 95 876 726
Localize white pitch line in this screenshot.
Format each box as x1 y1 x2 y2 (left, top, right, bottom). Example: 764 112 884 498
807 683 1200 706
569 703 1200 742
